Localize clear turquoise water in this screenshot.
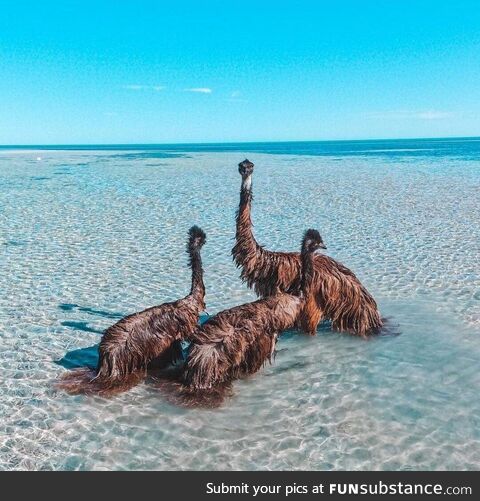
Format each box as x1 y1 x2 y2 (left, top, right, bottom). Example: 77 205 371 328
0 140 479 470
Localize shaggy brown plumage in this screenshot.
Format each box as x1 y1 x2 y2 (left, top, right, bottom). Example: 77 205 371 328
232 159 382 337
182 229 323 390
56 226 207 396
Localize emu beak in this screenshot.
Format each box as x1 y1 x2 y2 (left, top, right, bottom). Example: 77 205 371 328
319 243 327 250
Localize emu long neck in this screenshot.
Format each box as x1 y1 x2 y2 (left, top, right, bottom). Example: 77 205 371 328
300 247 315 297
235 176 261 258
189 248 205 306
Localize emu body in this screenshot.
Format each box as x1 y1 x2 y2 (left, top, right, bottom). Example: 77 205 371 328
183 229 323 390
183 294 302 389
57 226 206 396
232 159 382 337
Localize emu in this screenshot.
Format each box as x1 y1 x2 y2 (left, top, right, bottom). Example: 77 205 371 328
57 226 206 396
232 159 382 337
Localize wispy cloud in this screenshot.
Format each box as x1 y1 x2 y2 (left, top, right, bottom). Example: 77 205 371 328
365 109 453 120
184 87 212 94
122 84 164 91
123 84 145 90
225 90 248 103
414 110 453 120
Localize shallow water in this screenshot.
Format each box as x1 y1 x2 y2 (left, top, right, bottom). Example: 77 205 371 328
0 142 479 470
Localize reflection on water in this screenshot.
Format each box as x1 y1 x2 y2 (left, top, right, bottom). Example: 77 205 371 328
0 145 479 470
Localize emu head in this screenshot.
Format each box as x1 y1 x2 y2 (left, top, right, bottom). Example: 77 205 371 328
188 225 206 251
238 159 254 178
302 229 327 253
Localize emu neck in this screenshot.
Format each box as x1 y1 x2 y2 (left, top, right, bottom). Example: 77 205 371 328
189 249 205 308
300 248 315 296
236 176 260 255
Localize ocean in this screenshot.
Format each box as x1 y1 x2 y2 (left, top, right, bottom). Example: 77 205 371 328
0 138 479 470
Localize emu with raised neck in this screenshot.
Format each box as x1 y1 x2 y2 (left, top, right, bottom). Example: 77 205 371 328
232 159 383 337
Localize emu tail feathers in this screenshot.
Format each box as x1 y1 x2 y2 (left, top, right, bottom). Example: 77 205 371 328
182 343 225 390
56 367 144 397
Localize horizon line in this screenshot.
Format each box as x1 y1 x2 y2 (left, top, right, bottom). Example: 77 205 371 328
1 134 480 149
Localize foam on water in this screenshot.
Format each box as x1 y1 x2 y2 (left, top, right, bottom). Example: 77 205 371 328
0 147 479 470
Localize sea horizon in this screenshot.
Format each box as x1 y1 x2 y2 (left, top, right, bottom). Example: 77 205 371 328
2 136 480 161
1 135 480 149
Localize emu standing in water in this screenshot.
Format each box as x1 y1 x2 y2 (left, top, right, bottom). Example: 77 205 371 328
57 226 207 396
232 159 382 337
183 229 324 390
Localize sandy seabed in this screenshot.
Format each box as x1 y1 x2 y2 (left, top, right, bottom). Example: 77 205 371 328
0 147 479 470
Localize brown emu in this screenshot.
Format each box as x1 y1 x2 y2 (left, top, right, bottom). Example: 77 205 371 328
57 226 206 396
232 159 382 337
182 229 324 390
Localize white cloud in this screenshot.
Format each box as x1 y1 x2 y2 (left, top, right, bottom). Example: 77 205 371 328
123 84 146 90
365 110 453 120
415 110 452 120
122 84 165 91
184 87 212 94
225 90 248 102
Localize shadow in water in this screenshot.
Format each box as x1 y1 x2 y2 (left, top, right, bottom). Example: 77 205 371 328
277 321 332 345
61 320 103 335
378 317 402 337
59 303 125 319
2 240 26 247
59 303 209 322
267 359 311 375
276 317 400 356
147 366 233 409
55 344 99 370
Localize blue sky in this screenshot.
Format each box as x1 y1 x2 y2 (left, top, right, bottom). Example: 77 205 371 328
1 0 480 144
